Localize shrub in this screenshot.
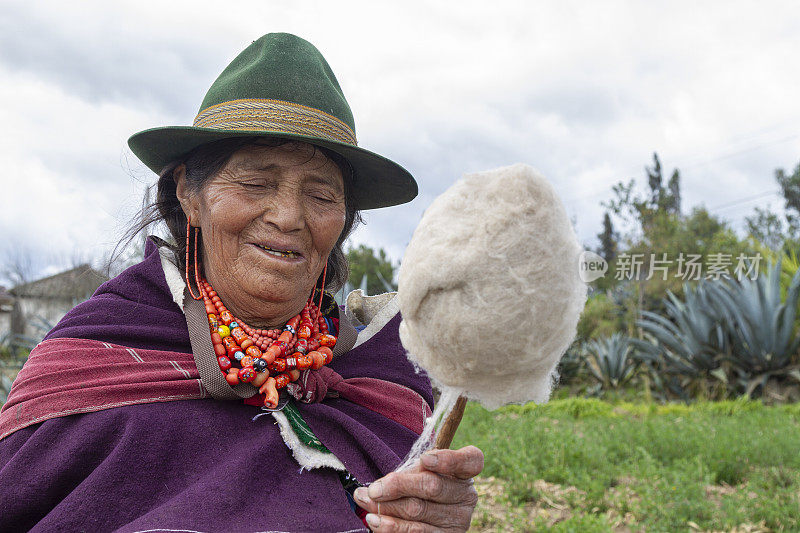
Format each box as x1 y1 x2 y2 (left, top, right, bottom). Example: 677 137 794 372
585 334 639 390
634 260 800 399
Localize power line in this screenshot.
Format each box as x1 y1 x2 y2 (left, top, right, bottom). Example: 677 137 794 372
680 134 800 171
706 190 781 212
562 126 800 205
674 119 799 168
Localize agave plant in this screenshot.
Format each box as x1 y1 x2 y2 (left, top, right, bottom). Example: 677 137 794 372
585 333 639 389
712 260 800 395
635 281 730 381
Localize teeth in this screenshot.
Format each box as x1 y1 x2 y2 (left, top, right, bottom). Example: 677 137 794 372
258 245 298 258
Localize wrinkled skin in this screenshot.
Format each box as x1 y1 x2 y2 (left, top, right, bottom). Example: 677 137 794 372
175 142 346 328
355 446 484 532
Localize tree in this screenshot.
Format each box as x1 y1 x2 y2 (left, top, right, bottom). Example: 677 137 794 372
743 161 800 252
603 153 681 231
601 153 753 321
596 212 618 263
646 153 663 206
666 169 681 215
745 206 786 251
346 244 396 295
645 153 681 215
628 206 751 314
593 212 619 291
1 246 37 287
776 161 800 232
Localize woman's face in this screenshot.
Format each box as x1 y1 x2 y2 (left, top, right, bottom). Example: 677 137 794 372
177 142 346 327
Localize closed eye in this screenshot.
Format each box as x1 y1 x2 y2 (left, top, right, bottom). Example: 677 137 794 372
307 188 344 203
238 179 271 189
311 193 336 203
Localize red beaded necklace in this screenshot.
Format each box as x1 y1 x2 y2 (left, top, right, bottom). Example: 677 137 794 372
185 219 337 409
199 279 336 408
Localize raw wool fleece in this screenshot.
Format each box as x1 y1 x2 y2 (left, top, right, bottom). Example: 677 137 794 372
398 163 587 409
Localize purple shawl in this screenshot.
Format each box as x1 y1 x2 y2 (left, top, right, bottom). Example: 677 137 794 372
0 240 432 532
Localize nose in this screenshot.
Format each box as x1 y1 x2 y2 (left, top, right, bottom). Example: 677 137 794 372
262 184 305 233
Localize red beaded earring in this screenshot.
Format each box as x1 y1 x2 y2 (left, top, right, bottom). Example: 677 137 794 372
186 217 202 301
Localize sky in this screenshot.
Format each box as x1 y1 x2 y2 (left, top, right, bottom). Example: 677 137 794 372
1 0 799 284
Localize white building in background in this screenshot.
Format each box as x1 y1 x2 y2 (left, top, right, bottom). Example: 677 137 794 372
3 265 108 345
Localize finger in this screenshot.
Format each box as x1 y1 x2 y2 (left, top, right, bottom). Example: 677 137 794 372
354 490 475 528
420 446 484 480
364 512 444 532
365 470 476 504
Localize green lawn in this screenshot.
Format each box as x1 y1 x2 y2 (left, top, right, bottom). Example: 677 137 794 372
452 398 800 532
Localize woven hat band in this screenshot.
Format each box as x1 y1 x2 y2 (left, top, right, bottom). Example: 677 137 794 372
193 98 358 146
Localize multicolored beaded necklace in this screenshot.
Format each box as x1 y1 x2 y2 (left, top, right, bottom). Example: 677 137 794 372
198 279 336 408
185 220 337 409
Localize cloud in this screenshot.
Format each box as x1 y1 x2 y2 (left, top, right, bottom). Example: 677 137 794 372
0 1 237 119
1 0 799 279
0 64 157 271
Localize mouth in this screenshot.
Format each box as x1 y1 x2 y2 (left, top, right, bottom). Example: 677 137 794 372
254 244 303 259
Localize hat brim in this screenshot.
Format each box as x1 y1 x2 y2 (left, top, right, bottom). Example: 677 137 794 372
128 126 417 210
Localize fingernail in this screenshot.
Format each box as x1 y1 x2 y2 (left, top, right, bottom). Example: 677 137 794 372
365 513 381 528
422 451 439 467
367 480 384 499
354 487 369 503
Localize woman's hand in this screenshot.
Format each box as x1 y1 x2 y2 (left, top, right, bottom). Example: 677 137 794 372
354 445 484 532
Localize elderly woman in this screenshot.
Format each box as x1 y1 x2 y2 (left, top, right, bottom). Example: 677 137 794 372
0 34 482 532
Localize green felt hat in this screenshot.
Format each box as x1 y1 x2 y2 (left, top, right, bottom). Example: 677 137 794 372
128 33 417 210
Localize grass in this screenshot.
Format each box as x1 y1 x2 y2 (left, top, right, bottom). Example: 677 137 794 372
452 397 800 532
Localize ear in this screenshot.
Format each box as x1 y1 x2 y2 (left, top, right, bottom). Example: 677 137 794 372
174 164 200 224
